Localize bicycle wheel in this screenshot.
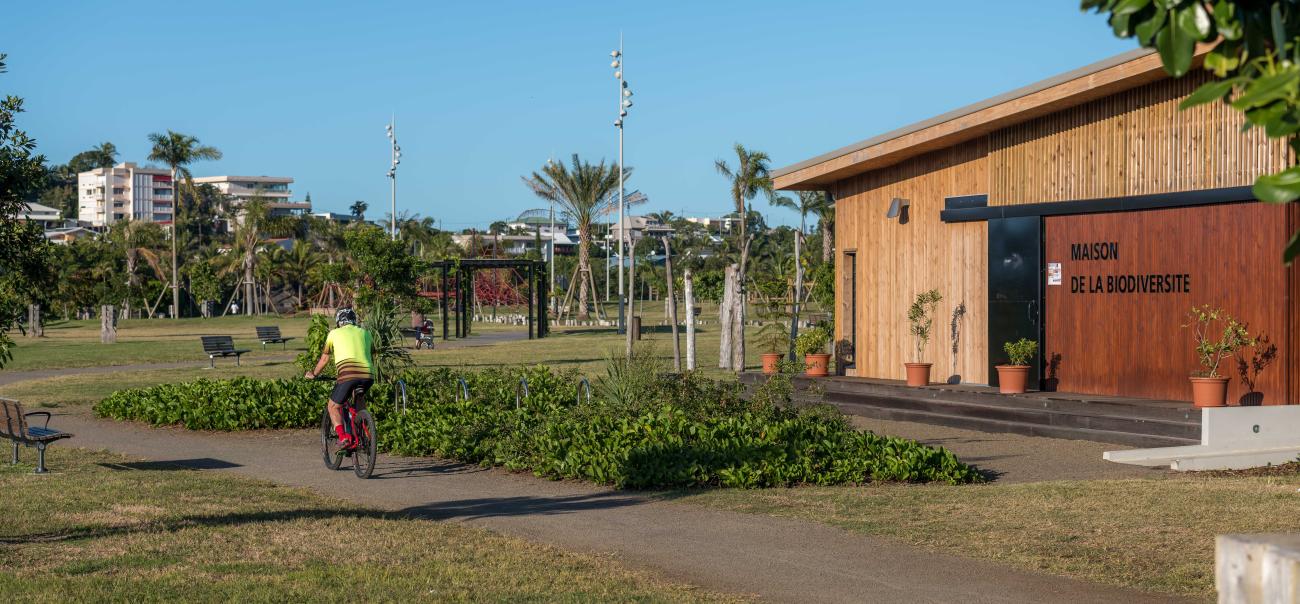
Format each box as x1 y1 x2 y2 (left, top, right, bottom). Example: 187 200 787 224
352 410 377 479
320 408 343 470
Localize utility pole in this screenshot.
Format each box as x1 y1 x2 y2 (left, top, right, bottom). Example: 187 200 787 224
386 117 401 240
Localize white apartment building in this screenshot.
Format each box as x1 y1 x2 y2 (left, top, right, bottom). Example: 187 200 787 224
78 162 174 226
192 175 310 218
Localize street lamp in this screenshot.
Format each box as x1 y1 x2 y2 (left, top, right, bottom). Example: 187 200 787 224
386 118 401 240
611 42 634 333
546 157 556 312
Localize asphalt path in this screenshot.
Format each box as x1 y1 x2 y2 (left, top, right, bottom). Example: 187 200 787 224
43 412 1188 604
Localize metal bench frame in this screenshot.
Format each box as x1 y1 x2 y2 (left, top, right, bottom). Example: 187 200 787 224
201 335 252 368
255 326 295 350
2 398 73 474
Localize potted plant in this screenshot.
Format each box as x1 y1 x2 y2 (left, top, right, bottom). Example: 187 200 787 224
755 315 788 375
1235 333 1276 406
1183 305 1252 408
795 325 832 377
904 289 942 387
996 338 1038 395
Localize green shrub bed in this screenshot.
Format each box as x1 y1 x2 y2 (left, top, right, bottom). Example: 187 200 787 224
95 366 982 488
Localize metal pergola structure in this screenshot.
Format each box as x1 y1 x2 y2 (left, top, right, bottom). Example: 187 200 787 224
430 259 549 340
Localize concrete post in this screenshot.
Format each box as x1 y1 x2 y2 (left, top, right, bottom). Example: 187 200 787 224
100 305 117 344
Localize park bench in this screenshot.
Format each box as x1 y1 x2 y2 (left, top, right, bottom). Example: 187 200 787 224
201 335 251 368
255 326 295 350
2 398 73 474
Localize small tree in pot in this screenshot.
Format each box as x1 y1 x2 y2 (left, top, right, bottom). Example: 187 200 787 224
905 289 942 387
1183 305 1252 408
755 306 789 375
996 338 1038 395
795 325 832 377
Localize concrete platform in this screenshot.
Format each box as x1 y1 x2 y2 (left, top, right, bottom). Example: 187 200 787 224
740 373 1201 447
1105 405 1300 471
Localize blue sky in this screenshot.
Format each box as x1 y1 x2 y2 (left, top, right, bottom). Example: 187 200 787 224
3 1 1134 229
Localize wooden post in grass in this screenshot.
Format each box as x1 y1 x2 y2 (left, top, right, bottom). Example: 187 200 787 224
26 304 41 338
662 236 680 372
100 305 117 344
684 268 696 371
719 264 734 370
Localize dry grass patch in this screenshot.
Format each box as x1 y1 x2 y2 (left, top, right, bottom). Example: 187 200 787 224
0 448 745 603
672 473 1300 599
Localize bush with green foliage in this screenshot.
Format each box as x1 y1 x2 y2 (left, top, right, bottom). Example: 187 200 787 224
794 324 831 357
1002 338 1038 367
96 366 983 488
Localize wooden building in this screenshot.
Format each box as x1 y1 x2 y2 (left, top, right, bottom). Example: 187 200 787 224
773 48 1300 405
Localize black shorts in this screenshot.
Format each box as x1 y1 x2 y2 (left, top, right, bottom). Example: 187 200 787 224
331 378 374 405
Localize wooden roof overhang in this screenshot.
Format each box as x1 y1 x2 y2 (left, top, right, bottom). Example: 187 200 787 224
773 47 1211 192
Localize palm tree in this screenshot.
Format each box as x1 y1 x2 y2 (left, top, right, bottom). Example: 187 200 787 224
814 200 834 263
350 200 368 220
109 221 166 318
715 143 774 370
87 142 118 169
522 154 624 320
771 190 829 356
148 130 222 318
715 143 774 275
282 239 321 308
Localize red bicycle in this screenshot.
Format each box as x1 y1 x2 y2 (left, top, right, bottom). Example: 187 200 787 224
317 378 377 479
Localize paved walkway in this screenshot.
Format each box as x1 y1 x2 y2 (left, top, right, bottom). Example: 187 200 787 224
847 416 1168 483
47 413 1188 604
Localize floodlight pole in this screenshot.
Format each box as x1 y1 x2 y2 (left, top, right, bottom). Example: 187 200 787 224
549 201 555 311
386 116 400 240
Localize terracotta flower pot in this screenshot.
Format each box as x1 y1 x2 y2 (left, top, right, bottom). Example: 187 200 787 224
804 353 831 377
1189 376 1229 408
761 353 782 375
904 363 932 387
995 365 1031 394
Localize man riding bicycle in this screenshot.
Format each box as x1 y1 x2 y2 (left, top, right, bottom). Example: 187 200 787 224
304 308 374 450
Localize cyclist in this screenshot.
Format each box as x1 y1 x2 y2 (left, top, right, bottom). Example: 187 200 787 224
304 307 374 450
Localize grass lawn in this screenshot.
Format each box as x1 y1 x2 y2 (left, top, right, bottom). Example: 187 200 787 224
0 448 743 603
4 316 311 371
4 305 773 379
670 471 1300 600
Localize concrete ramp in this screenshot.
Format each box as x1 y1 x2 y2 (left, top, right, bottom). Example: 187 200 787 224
1105 406 1300 471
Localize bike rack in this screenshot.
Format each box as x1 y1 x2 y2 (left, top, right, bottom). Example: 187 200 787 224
456 377 470 402
576 377 591 405
393 379 408 415
515 377 529 410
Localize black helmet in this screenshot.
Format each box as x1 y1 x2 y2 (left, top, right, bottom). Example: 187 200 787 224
335 307 358 327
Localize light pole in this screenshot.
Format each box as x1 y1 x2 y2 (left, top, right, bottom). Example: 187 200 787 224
611 41 633 332
385 118 401 240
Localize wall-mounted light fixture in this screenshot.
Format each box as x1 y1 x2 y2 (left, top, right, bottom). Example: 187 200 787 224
886 197 910 223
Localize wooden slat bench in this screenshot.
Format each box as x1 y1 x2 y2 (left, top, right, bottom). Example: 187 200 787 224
255 326 295 350
201 335 251 368
2 398 73 474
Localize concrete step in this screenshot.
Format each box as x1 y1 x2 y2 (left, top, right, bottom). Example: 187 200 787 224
822 390 1200 441
827 398 1197 448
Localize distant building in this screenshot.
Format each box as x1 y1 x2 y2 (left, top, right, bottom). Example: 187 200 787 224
311 211 361 224
608 214 674 244
684 215 739 234
17 201 62 229
78 162 174 226
192 175 310 219
44 226 97 245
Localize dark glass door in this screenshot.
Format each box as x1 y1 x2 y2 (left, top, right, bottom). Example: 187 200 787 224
987 217 1042 387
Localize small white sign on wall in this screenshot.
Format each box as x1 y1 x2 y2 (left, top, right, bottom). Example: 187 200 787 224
1047 263 1062 286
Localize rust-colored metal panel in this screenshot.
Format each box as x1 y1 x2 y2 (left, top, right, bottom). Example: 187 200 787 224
1044 203 1290 403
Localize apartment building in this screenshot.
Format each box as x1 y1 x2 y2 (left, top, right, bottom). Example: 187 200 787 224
192 175 310 218
77 162 174 226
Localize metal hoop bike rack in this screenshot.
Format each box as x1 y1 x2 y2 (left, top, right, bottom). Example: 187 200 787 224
515 377 529 410
576 377 592 405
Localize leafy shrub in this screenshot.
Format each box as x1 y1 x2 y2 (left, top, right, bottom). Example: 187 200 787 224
96 367 983 488
1002 338 1038 366
794 325 830 357
295 314 332 375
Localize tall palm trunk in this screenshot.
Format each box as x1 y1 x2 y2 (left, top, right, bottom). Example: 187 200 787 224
822 218 834 263
243 251 254 316
788 214 804 361
576 224 592 320
169 167 180 319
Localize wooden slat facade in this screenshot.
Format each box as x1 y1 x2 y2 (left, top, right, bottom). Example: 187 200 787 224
830 70 1295 402
832 141 989 383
